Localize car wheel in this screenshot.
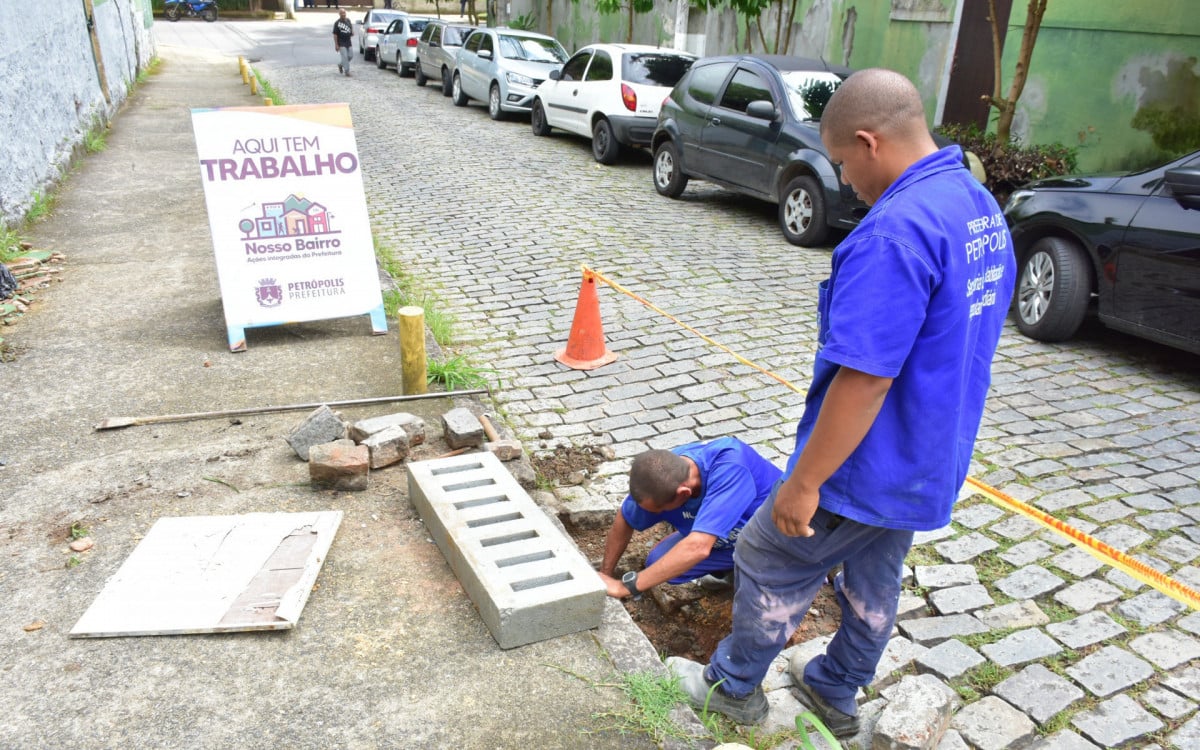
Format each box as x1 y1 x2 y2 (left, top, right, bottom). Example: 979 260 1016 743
451 74 469 106
202 7 217 21
165 3 180 20
1015 236 1092 342
415 61 427 86
652 140 688 198
591 118 621 164
377 49 387 69
488 84 504 120
778 175 829 247
530 100 551 136
441 68 452 96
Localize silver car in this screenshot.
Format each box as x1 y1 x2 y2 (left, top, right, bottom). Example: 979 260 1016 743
356 9 406 62
376 16 434 76
451 28 569 120
414 20 474 96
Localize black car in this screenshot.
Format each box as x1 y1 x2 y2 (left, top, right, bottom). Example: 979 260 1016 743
1004 150 1200 354
651 55 859 247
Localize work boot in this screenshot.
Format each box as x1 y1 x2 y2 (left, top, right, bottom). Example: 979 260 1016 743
787 656 860 738
338 63 343 74
696 570 734 591
666 656 768 725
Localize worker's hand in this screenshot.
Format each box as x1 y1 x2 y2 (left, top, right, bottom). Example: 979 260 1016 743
772 480 818 538
597 571 628 599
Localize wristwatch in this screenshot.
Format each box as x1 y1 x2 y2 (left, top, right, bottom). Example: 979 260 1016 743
621 570 640 598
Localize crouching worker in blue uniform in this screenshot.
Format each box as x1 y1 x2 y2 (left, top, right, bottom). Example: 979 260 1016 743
665 68 1015 736
597 437 781 599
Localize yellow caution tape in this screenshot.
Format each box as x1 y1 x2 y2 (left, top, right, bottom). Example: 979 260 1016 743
585 264 1200 612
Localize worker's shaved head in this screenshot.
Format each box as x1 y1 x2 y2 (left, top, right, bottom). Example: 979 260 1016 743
820 68 928 146
629 449 690 508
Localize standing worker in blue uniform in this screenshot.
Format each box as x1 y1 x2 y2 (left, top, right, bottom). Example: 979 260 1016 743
597 437 782 599
667 68 1016 735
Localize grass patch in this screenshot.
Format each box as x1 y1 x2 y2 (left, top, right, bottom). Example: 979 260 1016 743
84 117 108 153
376 239 456 346
1 225 27 263
608 671 693 744
905 545 942 568
252 68 287 105
25 192 55 223
69 523 90 541
135 56 163 85
951 661 1013 701
427 354 498 391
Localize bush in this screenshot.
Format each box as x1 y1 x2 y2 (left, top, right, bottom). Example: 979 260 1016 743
936 123 1077 206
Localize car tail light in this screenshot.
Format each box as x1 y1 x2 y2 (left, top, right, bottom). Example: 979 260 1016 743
407 37 418 47
621 83 637 112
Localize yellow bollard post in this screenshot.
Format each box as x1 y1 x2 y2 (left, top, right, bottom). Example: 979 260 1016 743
237 55 245 72
249 76 258 95
263 98 274 106
398 306 428 395
240 63 249 85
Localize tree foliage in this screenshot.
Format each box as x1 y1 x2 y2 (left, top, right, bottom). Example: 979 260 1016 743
595 0 655 43
690 0 798 54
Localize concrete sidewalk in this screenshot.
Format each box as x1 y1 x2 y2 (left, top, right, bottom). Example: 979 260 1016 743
0 45 697 749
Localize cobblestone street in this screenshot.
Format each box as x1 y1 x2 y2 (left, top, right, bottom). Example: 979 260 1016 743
264 57 1200 749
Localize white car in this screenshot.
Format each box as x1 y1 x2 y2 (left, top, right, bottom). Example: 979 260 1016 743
451 28 568 120
530 44 697 164
376 15 435 76
356 9 406 62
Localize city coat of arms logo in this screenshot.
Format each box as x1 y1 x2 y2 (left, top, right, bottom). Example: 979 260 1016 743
255 278 283 307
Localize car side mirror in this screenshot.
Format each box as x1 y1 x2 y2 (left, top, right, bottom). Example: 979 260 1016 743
479 49 493 60
549 69 561 81
745 100 776 121
1165 167 1200 211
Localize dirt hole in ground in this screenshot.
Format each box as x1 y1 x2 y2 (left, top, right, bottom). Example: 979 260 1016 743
535 443 841 661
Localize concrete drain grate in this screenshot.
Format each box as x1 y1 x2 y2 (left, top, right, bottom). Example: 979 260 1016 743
408 451 605 649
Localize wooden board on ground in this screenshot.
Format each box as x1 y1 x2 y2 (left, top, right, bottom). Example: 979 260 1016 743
69 511 342 638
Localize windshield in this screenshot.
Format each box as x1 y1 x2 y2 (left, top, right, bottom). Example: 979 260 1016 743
368 11 405 25
623 53 695 86
498 35 568 63
444 25 471 46
779 70 843 120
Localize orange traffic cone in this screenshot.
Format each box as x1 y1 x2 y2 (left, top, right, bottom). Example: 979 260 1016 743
555 269 618 370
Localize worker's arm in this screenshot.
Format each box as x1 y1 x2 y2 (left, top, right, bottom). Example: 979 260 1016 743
634 531 717 592
772 366 892 537
597 511 635 597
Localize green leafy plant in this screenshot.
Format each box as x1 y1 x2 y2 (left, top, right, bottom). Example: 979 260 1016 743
376 239 457 346
252 68 287 105
427 354 498 390
1 225 26 263
25 192 55 223
509 11 538 30
69 523 90 541
66 555 82 568
84 118 108 154
934 122 1077 206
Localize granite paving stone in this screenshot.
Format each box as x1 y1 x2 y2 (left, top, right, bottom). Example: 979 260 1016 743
1171 713 1200 750
975 600 1050 630
1034 489 1094 512
952 504 1005 529
914 564 979 589
1052 578 1123 612
1142 686 1196 720
1177 564 1200 589
1078 499 1136 522
979 628 1062 667
1164 665 1200 700
935 532 999 563
871 636 929 688
912 526 957 545
994 565 1067 600
1070 694 1163 748
951 696 1037 750
1000 539 1054 566
1117 589 1189 626
898 614 990 647
1178 611 1200 636
1122 493 1174 511
993 664 1084 725
1130 630 1200 670
1093 523 1151 551
929 584 994 615
1137 511 1192 532
1156 536 1200 564
915 638 985 681
990 515 1042 540
1048 547 1105 578
936 730 970 750
1029 730 1101 750
1065 645 1155 697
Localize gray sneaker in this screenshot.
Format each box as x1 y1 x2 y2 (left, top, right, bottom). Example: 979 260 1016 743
786 655 860 737
696 570 734 591
666 656 768 725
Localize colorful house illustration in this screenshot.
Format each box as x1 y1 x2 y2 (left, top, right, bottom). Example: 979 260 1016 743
243 194 332 239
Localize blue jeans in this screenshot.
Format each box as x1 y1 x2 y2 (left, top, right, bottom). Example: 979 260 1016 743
705 485 913 716
338 45 351 73
645 531 735 584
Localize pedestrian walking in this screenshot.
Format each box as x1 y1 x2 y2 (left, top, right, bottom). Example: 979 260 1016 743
666 68 1016 736
333 9 353 77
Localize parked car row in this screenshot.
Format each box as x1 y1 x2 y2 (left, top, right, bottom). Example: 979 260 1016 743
358 21 1200 357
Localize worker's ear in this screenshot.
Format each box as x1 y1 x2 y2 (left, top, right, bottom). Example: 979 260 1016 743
673 484 693 504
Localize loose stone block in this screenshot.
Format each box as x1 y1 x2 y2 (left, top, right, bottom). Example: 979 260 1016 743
980 628 1061 667
976 600 1049 630
1071 694 1163 747
440 407 485 449
995 565 1066 600
934 532 998 563
873 674 956 750
952 696 1037 750
915 564 978 589
1066 645 1155 697
898 614 989 647
1049 547 1105 578
1129 630 1200 670
896 592 930 621
993 664 1084 725
286 404 347 460
916 638 985 681
361 424 409 469
308 438 369 491
871 636 928 689
929 583 993 615
1046 610 1126 649
1053 578 1123 613
348 411 426 446
761 683 806 734
937 729 970 750
1142 686 1196 720
1000 539 1054 566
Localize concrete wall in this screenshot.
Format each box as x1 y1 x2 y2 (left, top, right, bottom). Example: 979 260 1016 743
510 0 1198 173
0 0 155 227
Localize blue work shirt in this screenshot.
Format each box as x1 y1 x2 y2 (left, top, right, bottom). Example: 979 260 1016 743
622 437 782 551
785 146 1015 531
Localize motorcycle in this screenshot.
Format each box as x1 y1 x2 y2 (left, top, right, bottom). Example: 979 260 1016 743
164 0 218 22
